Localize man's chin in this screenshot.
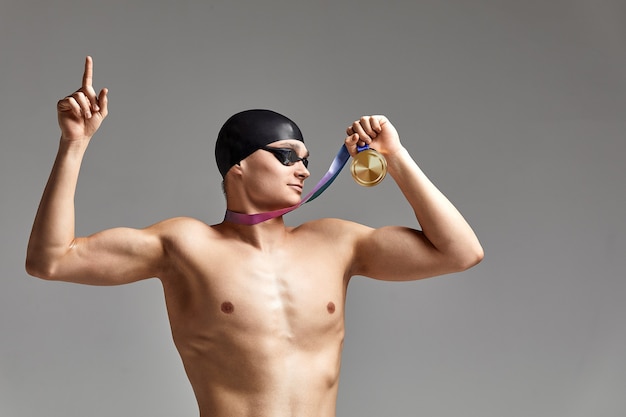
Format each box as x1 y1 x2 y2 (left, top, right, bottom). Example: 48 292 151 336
264 197 302 212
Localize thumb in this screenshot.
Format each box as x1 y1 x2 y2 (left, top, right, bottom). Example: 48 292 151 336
344 133 360 156
97 88 109 118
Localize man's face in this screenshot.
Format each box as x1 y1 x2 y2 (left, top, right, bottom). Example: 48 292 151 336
238 139 311 210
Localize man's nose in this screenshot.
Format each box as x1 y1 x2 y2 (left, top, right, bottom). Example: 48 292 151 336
296 162 310 179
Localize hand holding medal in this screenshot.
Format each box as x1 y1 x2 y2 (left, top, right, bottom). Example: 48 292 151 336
346 115 398 187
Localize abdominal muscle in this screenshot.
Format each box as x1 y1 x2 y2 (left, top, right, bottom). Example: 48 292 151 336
183 336 343 417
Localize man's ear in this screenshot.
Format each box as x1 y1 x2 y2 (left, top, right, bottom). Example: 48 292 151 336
230 162 243 178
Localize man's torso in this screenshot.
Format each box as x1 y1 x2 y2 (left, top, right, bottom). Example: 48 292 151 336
156 217 359 417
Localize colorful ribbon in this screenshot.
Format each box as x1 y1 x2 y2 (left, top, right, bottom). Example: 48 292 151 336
224 144 352 225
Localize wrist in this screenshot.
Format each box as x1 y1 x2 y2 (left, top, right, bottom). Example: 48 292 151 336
58 136 90 157
385 145 410 164
385 147 419 177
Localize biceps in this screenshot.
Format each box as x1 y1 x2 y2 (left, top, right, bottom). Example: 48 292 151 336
53 227 164 285
353 226 448 281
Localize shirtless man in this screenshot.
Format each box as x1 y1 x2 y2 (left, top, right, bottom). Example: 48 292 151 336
26 57 483 417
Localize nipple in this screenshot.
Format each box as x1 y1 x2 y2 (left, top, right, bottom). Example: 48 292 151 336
221 301 235 314
327 302 336 314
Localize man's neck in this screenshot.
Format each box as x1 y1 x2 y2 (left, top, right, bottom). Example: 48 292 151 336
220 215 290 251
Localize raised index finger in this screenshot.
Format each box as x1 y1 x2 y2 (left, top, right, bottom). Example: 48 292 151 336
82 56 93 87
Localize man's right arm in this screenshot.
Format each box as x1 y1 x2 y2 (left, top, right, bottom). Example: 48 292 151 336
25 139 166 285
26 56 165 285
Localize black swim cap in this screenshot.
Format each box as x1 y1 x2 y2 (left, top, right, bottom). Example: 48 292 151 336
215 109 305 178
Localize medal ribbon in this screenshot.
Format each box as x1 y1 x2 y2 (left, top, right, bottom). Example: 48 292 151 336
224 144 360 225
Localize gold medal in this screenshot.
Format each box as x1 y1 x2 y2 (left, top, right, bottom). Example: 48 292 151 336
350 147 387 187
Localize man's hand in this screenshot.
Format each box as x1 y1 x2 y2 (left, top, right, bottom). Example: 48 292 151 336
344 115 402 157
57 56 108 143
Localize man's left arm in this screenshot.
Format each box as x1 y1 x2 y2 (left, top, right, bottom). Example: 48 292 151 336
347 116 484 281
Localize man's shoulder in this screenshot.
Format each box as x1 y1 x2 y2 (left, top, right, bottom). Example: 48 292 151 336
152 216 208 228
150 216 218 239
293 217 372 238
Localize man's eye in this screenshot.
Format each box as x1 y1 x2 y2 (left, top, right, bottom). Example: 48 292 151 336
285 150 298 162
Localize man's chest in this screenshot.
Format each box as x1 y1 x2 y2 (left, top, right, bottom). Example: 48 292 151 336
164 242 349 344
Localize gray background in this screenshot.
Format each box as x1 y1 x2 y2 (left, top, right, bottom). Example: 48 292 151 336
1 0 625 416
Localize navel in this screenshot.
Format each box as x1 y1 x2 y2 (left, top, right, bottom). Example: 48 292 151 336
327 301 336 314
221 301 235 314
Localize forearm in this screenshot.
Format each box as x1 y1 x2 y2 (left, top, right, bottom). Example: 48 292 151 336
386 147 483 268
26 140 88 277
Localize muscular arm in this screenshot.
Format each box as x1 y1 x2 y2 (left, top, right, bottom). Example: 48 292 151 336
26 57 165 285
347 116 484 281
